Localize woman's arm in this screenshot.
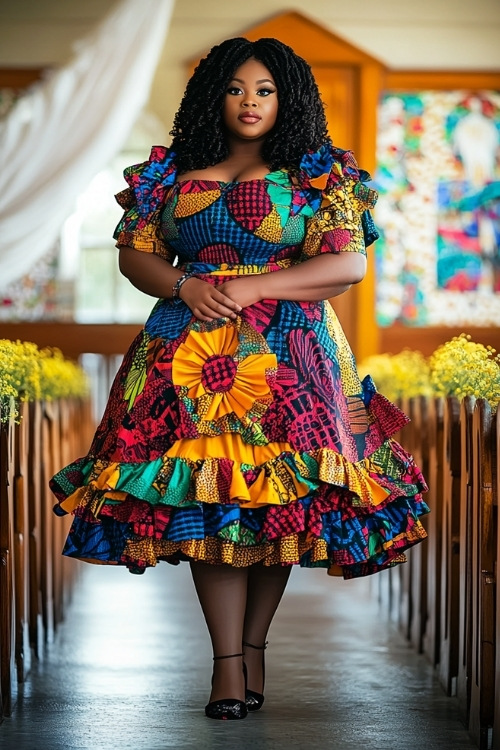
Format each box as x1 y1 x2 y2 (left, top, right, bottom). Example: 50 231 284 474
118 246 182 297
217 252 367 308
118 246 242 320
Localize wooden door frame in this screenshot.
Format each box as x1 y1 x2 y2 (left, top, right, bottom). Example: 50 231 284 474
189 11 386 359
191 13 500 358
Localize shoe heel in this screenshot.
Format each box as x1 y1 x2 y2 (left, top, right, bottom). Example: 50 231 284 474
243 641 267 712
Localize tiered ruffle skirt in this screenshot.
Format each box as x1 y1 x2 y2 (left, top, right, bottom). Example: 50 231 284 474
50 297 429 579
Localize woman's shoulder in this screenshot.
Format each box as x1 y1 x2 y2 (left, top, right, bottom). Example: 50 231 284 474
115 145 178 214
296 142 378 230
297 142 379 247
297 142 366 192
122 145 177 187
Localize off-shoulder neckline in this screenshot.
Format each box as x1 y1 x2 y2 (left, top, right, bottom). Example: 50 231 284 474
174 170 290 187
174 177 267 185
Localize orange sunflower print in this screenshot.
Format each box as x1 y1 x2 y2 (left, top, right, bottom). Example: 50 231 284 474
172 319 277 425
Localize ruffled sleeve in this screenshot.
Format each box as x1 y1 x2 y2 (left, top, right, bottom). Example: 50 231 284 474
113 145 177 262
298 143 379 258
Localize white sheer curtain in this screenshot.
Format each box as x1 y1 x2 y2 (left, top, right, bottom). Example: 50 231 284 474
0 0 174 287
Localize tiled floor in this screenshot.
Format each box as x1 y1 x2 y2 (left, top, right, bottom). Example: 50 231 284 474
0 562 477 750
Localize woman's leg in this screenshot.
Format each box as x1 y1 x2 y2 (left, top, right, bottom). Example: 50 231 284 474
242 563 292 694
190 561 248 702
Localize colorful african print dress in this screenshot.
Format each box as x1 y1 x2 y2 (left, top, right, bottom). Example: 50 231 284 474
50 143 429 578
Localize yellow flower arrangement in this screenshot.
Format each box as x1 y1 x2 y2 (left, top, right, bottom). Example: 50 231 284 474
0 339 42 403
38 347 90 400
359 334 500 409
358 350 432 402
429 334 500 407
0 339 89 423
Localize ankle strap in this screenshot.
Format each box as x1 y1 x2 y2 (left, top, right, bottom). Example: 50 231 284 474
213 652 244 661
243 640 268 650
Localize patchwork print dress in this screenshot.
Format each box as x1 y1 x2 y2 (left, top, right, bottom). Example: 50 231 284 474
50 143 429 578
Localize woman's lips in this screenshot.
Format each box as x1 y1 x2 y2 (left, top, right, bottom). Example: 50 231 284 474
238 114 261 123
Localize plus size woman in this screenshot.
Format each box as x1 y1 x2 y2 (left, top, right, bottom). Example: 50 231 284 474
50 37 429 721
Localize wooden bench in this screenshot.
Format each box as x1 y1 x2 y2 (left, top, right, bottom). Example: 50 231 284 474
493 405 500 750
13 401 31 684
438 396 462 695
468 399 497 748
0 397 93 720
0 411 17 718
27 401 43 658
423 396 445 666
457 396 476 722
408 396 430 653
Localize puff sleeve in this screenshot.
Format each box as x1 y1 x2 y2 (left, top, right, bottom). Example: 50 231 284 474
299 144 379 259
113 145 177 263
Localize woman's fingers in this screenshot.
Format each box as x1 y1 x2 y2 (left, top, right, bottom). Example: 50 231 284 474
207 287 242 312
179 278 242 320
191 304 233 321
192 298 240 319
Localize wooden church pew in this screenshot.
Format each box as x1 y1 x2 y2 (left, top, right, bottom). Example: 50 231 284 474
468 399 496 749
493 405 500 750
0 416 17 717
408 396 430 653
438 396 462 695
457 396 476 723
396 397 413 640
423 396 445 666
13 402 31 684
27 401 44 658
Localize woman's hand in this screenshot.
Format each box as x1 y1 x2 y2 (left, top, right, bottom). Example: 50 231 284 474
179 277 242 321
216 277 263 309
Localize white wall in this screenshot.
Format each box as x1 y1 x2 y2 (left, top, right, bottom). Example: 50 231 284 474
1 0 499 141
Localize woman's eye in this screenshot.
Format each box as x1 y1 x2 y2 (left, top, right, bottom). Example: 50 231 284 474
226 86 276 97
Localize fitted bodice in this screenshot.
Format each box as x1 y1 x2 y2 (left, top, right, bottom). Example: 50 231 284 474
113 143 380 272
159 173 315 271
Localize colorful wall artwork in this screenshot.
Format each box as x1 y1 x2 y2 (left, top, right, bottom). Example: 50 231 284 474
374 91 500 326
0 248 61 322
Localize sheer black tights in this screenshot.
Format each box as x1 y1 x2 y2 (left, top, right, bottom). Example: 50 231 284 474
190 562 291 702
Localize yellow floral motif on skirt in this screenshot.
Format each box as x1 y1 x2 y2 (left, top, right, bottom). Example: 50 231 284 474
172 318 277 425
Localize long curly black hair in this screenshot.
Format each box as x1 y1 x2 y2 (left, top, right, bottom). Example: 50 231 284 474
170 37 330 173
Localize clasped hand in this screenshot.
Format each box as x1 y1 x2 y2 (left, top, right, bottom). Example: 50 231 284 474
179 276 263 321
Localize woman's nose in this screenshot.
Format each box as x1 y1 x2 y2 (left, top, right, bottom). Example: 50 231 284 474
242 100 258 108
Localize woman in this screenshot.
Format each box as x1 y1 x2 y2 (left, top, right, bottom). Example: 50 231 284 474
50 37 428 721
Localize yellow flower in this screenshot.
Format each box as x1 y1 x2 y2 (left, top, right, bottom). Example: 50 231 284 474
429 334 500 408
358 350 432 401
0 339 89 423
359 334 500 409
172 320 277 423
0 339 42 402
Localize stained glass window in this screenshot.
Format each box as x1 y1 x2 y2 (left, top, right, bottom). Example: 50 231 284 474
374 91 500 326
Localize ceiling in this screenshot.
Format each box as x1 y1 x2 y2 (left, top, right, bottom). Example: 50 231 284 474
0 0 499 71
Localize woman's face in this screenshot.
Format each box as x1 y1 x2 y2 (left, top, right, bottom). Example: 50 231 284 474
223 57 278 142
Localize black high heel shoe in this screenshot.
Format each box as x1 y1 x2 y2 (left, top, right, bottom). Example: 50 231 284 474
243 640 268 712
204 652 248 721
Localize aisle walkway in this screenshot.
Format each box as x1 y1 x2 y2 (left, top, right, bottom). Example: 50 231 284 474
1 562 476 750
